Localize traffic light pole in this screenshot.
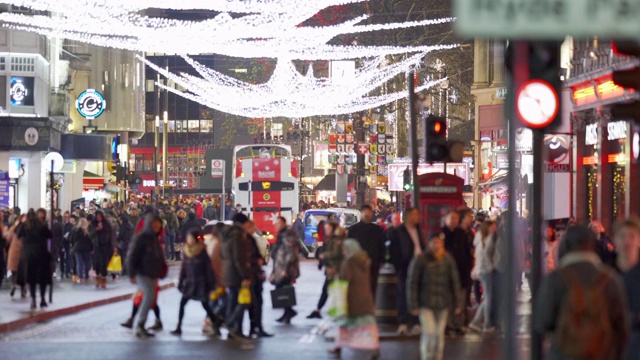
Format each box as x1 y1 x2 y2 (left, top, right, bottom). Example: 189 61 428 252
408 71 420 209
355 113 366 208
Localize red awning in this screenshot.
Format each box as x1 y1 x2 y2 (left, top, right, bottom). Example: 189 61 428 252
83 171 104 191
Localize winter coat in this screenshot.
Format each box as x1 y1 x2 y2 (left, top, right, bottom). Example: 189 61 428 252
127 214 166 279
72 228 93 253
347 221 386 267
205 233 225 288
203 205 218 221
389 224 426 274
7 228 22 272
322 235 344 270
408 252 461 312
442 226 473 288
472 232 495 277
161 211 179 234
292 219 305 241
623 263 640 360
117 217 133 252
340 251 375 317
18 220 52 286
50 221 64 260
221 224 251 288
533 252 629 360
178 242 216 302
272 228 300 285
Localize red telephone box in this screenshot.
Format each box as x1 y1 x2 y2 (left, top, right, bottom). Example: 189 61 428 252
405 172 464 236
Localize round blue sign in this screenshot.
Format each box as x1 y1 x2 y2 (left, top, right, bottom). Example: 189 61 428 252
76 89 106 119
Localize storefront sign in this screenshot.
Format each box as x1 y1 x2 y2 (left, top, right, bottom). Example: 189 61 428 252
515 128 533 152
0 172 9 209
607 121 627 141
8 158 20 178
571 78 629 108
76 89 106 119
544 135 570 172
585 123 599 146
10 76 34 106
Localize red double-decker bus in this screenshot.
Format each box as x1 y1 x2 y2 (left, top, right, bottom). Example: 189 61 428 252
232 144 299 237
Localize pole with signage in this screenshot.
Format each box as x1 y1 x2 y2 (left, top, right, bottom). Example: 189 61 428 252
154 82 160 208
408 70 420 209
44 151 63 304
211 159 226 221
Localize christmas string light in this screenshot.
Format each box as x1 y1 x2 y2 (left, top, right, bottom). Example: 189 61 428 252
141 54 446 118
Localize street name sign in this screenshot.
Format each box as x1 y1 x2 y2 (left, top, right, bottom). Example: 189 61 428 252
455 0 640 38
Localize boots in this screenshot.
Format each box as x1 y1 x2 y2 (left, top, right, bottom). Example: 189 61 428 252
121 318 134 329
72 275 78 284
135 325 155 338
149 319 163 331
170 326 182 336
95 276 101 288
101 277 107 289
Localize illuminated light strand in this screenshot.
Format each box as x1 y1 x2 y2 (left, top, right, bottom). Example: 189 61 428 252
140 54 446 118
0 8 456 59
1 0 366 14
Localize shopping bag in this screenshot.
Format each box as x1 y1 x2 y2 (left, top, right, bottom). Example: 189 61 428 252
270 285 296 309
107 254 123 273
327 279 349 318
210 287 225 301
238 285 252 305
336 318 380 350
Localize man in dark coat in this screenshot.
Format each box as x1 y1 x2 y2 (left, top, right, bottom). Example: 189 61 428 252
347 205 386 297
590 220 617 268
221 213 252 338
441 209 472 336
388 207 425 335
534 225 628 360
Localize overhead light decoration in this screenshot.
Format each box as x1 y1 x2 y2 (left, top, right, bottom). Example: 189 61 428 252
141 53 447 118
0 5 455 59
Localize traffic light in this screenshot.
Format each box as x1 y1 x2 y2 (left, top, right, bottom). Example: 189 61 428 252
611 41 640 122
403 167 412 191
424 116 448 162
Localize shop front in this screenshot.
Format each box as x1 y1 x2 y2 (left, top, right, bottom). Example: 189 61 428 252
570 74 638 229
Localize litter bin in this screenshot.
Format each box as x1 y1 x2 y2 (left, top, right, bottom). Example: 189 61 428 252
375 263 398 323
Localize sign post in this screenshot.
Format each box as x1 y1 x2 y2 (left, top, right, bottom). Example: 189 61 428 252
44 151 63 304
211 160 225 221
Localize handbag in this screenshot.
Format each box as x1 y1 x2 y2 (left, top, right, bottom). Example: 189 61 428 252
327 278 349 318
238 285 252 305
107 254 123 273
270 285 297 309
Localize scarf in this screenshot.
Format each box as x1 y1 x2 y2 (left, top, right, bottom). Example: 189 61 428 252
183 241 205 258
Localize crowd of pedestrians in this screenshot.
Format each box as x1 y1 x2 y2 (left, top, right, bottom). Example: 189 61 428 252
3 193 640 359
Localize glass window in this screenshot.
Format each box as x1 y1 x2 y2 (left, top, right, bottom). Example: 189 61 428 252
305 214 327 227
145 121 155 133
175 120 186 132
187 120 199 132
200 120 213 132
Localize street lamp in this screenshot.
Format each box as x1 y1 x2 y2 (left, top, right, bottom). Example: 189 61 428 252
162 110 168 197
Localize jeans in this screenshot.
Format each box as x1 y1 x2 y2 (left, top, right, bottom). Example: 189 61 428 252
226 286 245 332
137 275 157 328
249 281 264 330
419 309 449 360
490 270 502 328
316 276 329 310
470 273 493 329
397 267 418 326
447 287 467 330
75 251 91 280
164 232 175 260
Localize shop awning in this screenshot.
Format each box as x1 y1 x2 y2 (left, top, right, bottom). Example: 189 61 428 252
314 174 356 191
83 171 105 191
476 170 507 188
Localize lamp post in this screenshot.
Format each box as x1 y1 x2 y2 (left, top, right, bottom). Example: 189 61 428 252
154 116 159 207
162 110 168 198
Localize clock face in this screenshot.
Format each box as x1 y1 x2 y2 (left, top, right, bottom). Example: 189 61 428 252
516 80 559 128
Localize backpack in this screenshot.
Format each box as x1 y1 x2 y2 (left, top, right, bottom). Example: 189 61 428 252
555 268 613 360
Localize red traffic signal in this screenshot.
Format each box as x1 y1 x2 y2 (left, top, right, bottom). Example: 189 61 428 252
427 118 446 136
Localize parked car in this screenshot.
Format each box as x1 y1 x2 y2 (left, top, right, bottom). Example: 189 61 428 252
302 208 360 251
